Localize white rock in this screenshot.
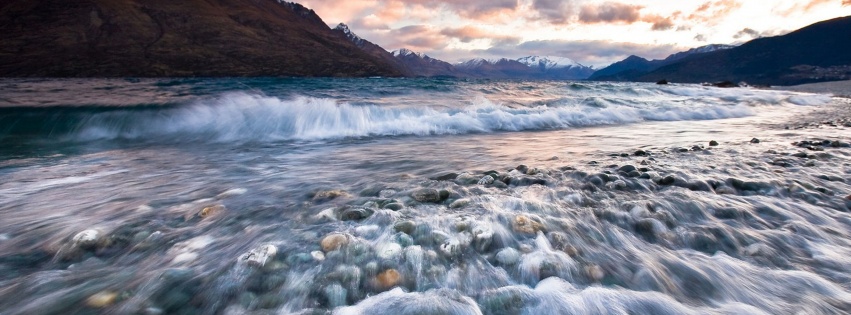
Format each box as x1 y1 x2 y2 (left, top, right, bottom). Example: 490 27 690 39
72 229 100 249
242 244 278 267
471 223 494 252
311 250 326 262
377 243 403 260
477 175 495 185
439 238 461 257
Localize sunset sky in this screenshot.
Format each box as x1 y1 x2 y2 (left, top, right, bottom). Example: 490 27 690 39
298 0 851 67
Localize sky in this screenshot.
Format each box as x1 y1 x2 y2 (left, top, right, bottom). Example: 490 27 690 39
297 0 851 67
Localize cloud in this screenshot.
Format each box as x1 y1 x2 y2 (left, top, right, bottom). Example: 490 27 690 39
694 34 707 42
532 0 575 24
845 0 851 5
578 2 643 24
687 0 742 24
403 0 519 19
733 28 760 39
440 26 519 43
642 15 675 31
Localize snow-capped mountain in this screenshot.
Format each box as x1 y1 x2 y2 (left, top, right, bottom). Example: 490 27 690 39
334 23 364 47
516 56 586 70
456 56 595 79
391 48 460 77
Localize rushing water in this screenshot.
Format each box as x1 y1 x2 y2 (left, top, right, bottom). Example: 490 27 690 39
1 78 850 315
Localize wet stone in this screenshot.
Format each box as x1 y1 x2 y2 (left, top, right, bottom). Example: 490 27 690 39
383 203 403 211
85 291 118 308
512 215 545 235
430 172 458 181
634 150 647 156
320 233 349 252
340 207 373 221
393 221 415 234
411 188 444 203
375 269 402 289
72 229 101 250
241 244 278 267
618 165 637 173
709 140 719 146
751 138 760 143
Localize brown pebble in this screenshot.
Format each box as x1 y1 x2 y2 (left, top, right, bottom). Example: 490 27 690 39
85 291 117 308
512 215 544 234
320 233 349 252
376 269 401 289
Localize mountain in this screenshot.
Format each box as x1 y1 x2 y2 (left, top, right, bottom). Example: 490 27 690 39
457 56 594 79
589 44 734 81
390 49 460 77
332 23 412 76
637 16 851 85
0 0 404 77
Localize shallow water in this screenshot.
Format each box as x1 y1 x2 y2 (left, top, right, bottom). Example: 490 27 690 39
0 78 850 314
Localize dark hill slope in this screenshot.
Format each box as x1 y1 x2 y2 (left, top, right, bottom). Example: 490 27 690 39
0 0 404 77
638 16 851 85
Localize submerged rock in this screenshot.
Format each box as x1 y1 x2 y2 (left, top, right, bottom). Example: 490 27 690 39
241 244 278 267
496 248 521 265
375 269 402 289
709 140 719 146
340 207 373 221
411 188 444 203
320 233 349 252
85 291 118 308
72 229 101 250
512 215 545 235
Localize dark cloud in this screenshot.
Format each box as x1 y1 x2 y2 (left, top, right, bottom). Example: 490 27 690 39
733 28 760 39
845 0 851 6
694 34 707 42
532 0 574 24
578 2 643 24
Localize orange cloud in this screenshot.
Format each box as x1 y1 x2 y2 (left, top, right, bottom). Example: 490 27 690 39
688 0 741 24
440 25 519 43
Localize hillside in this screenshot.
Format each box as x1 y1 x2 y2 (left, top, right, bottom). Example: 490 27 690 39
0 0 404 77
589 44 734 81
637 16 851 85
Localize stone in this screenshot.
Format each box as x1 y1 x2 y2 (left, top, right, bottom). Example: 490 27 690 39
199 205 224 218
375 269 401 289
750 138 760 143
411 188 443 203
495 248 521 265
490 180 508 189
72 229 101 250
515 165 530 174
312 189 349 202
376 243 403 260
656 79 669 85
86 291 118 308
477 175 495 185
439 238 461 257
393 221 416 235
471 223 494 252
634 150 647 156
395 233 414 247
241 244 278 267
430 173 458 181
340 207 372 221
709 140 719 146
311 251 325 262
586 265 605 281
618 165 637 173
320 233 349 252
512 215 544 235
383 203 403 211
449 199 470 209
691 145 703 151
658 175 676 185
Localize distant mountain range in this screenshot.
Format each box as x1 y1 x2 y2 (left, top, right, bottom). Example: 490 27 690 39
589 44 735 81
1 0 848 84
592 16 851 85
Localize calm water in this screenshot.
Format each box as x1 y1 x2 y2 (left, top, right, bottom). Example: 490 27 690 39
0 78 849 314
